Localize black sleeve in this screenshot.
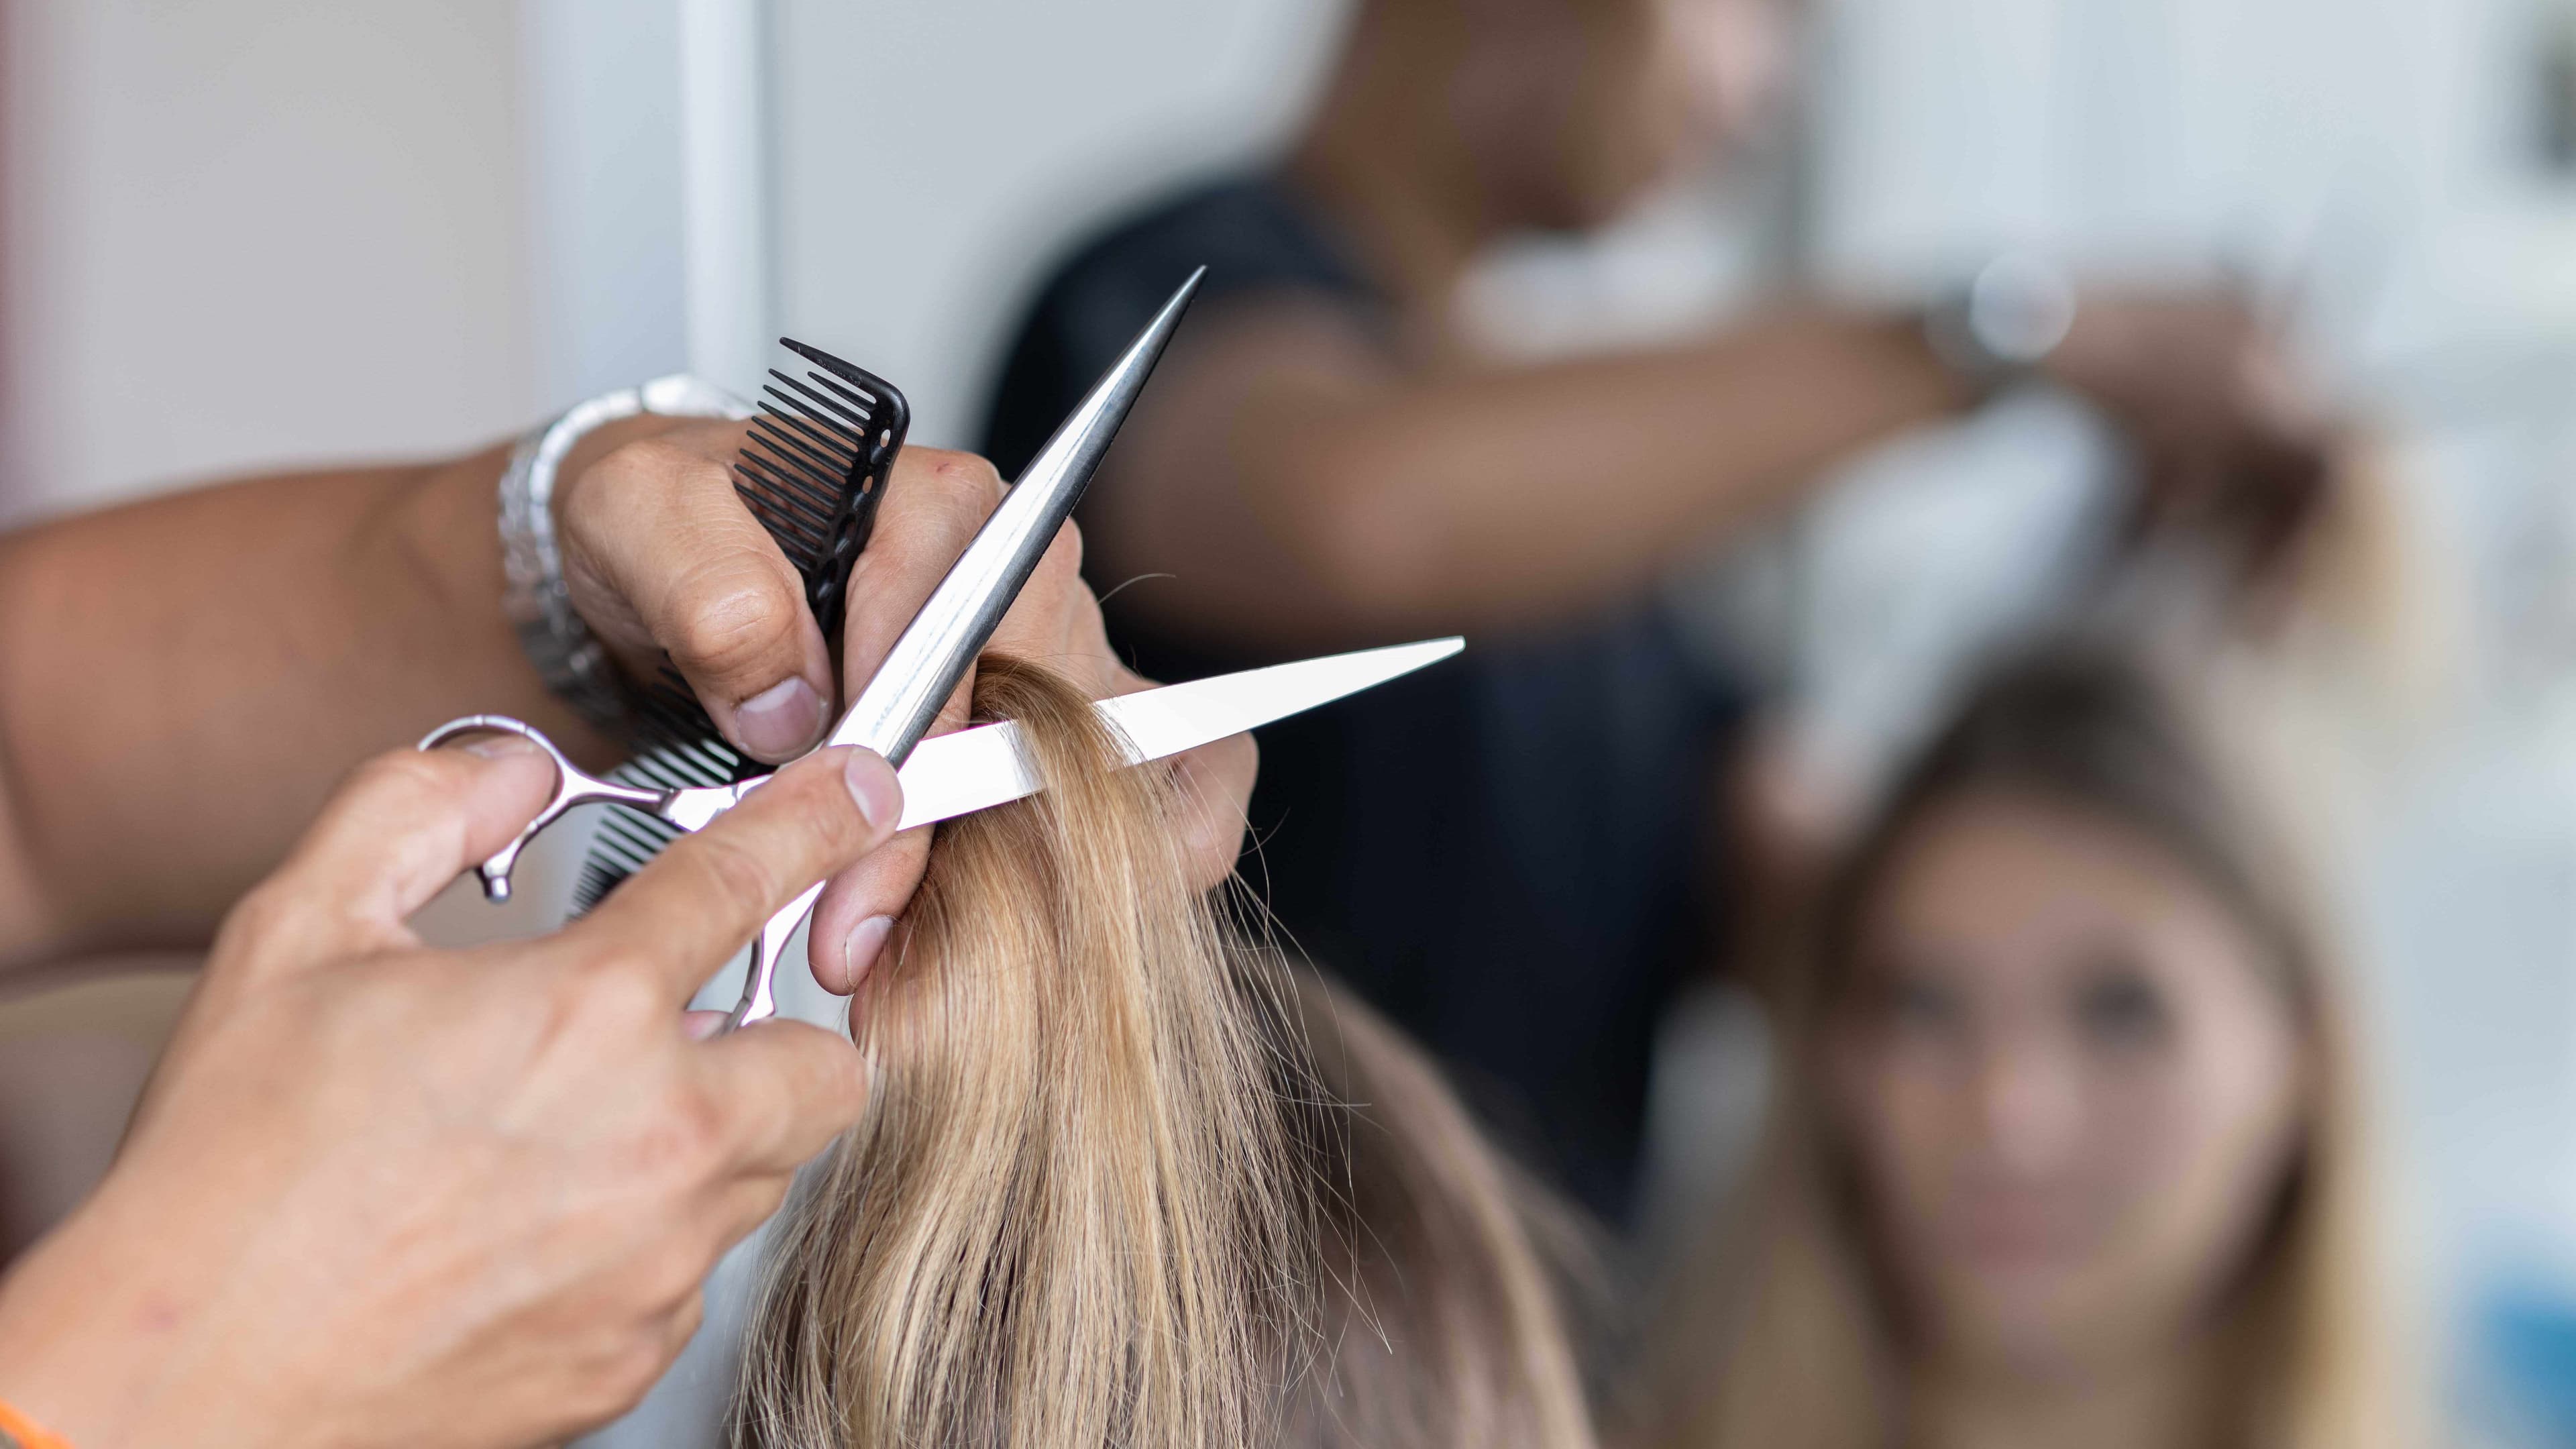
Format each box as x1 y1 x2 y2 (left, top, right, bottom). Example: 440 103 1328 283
977 178 1374 478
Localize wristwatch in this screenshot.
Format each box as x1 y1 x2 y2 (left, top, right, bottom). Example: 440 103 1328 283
498 375 752 733
1925 252 2078 396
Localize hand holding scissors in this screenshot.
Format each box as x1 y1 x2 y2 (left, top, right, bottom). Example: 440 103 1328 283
423 269 1461 1032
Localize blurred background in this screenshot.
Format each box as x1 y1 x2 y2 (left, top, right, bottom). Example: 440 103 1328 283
13 0 2576 1441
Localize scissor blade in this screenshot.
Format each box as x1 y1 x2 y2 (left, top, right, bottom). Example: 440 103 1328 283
892 638 1463 832
826 266 1205 767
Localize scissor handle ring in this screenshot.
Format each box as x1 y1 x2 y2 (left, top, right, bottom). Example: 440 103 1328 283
417 714 665 904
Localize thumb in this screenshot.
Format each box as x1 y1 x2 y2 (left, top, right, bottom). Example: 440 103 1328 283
209 737 557 985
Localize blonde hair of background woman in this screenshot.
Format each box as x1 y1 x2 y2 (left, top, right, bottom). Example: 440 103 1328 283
1642 643 2416 1449
734 656 1599 1449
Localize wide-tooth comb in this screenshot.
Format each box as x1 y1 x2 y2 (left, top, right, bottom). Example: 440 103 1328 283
572 341 910 914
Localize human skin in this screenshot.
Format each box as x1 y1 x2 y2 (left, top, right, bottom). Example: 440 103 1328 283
0 428 1257 985
1085 0 2336 653
0 736 910 1448
1826 790 2306 1447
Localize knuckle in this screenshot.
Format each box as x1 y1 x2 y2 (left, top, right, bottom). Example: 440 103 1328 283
557 951 667 1032
667 570 802 682
582 1332 679 1421
637 1085 733 1187
1038 518 1085 582
658 1285 709 1351
564 437 674 525
915 447 1006 510
217 879 303 957
618 435 700 486
352 745 455 804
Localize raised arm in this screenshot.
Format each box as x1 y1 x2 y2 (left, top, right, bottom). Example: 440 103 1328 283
1085 291 2330 653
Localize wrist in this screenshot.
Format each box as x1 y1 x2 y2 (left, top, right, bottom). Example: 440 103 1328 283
0 1185 291 1449
500 377 751 737
0 1214 170 1449
1923 251 2078 402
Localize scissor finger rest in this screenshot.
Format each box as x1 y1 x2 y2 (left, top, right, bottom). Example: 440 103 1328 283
417 714 674 903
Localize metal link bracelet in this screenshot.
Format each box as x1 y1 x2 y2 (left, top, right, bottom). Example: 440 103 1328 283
498 375 752 733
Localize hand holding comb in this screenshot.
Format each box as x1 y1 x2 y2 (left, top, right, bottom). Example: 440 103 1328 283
579 343 910 912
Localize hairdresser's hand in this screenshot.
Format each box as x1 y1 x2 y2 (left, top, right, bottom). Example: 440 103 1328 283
553 431 1259 990
0 736 904 1449
2044 292 2337 578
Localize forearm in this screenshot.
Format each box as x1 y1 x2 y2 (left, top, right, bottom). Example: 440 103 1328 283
0 449 610 971
0 1181 248 1449
1105 303 1970 650
1311 309 1967 620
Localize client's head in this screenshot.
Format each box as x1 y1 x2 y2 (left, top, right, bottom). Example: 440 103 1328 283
734 656 1599 1449
1652 643 2406 1449
1280 968 1601 1449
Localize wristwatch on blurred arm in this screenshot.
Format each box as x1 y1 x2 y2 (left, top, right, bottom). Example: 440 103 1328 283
1925 252 2078 399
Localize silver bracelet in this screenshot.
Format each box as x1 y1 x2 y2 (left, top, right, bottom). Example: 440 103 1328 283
499 375 753 733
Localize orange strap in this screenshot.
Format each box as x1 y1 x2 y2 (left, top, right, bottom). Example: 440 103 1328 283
0 1397 73 1449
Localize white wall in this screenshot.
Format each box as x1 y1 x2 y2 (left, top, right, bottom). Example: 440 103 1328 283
767 0 1349 449
0 0 539 524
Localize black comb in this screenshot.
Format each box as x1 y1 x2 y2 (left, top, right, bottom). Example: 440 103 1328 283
572 341 910 914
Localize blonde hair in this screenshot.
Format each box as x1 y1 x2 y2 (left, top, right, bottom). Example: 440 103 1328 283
1282 969 1602 1449
735 657 1599 1449
1644 643 2413 1449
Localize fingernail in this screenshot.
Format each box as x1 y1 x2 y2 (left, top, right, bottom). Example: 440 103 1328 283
460 733 542 759
735 677 824 761
842 749 902 830
841 916 894 986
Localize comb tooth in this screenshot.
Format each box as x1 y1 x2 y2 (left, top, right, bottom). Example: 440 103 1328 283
633 686 705 738
803 369 885 424
626 735 735 790
666 739 743 783
749 406 854 472
572 806 679 912
753 402 856 462
741 420 849 504
752 396 860 477
598 822 676 865
571 870 623 913
758 381 866 451
755 417 860 490
768 369 874 431
734 489 831 554
733 442 839 510
751 410 861 490
732 458 841 543
625 754 698 790
780 337 883 398
604 814 680 855
731 472 829 554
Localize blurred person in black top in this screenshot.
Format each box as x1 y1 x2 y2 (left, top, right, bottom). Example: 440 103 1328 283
981 0 2337 1220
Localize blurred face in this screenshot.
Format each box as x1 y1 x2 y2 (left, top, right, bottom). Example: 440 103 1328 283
1464 0 1796 229
1826 792 2306 1375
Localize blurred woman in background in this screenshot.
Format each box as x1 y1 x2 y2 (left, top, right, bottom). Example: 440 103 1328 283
1644 645 2411 1449
983 0 2341 1220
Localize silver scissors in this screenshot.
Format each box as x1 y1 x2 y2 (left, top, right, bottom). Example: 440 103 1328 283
421 268 1462 1032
